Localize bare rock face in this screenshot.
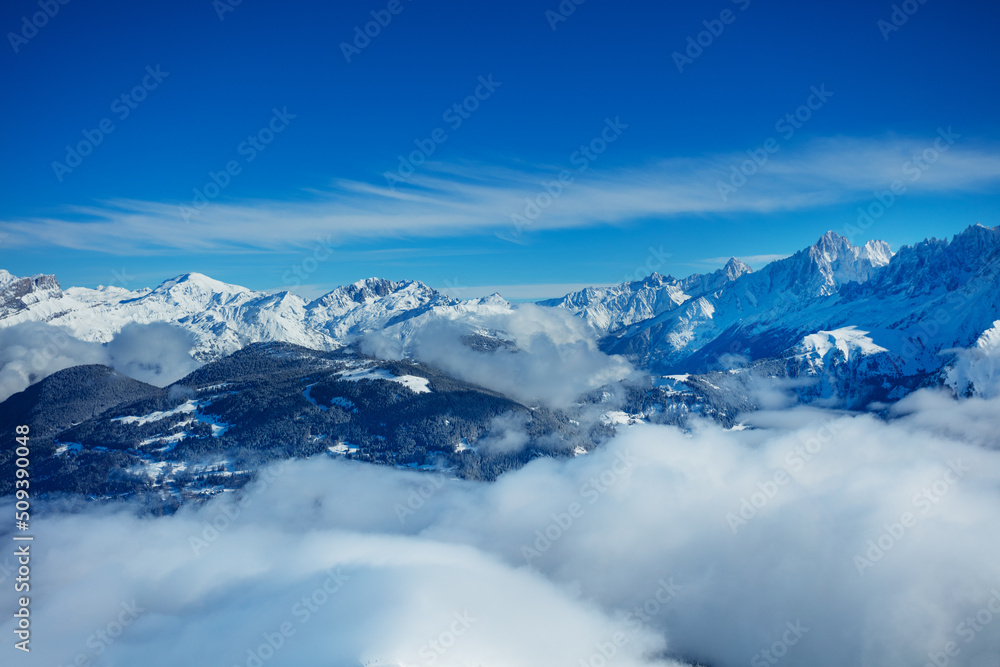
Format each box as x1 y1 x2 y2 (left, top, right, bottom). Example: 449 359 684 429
0 272 62 317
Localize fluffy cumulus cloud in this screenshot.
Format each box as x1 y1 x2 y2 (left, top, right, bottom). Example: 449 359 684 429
105 322 202 387
3 387 1000 666
0 322 200 400
0 322 110 401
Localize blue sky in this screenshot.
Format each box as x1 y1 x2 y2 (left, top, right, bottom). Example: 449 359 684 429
2 0 999 299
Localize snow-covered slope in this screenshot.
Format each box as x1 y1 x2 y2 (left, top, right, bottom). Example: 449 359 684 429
784 326 907 406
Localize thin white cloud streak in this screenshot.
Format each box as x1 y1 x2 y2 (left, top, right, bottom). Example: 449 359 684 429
449 282 617 300
3 136 1000 254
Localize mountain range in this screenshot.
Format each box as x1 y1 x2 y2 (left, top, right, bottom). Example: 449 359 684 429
4 224 998 400
2 224 998 504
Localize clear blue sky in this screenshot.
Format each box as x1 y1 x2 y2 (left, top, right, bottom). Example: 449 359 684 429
2 0 999 299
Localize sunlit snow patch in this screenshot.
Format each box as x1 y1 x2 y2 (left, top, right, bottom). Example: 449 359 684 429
328 442 359 456
54 442 83 456
113 401 199 425
336 367 431 394
600 411 646 426
797 326 888 366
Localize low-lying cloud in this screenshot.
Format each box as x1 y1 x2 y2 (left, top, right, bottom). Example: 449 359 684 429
363 303 638 409
3 386 999 666
0 321 200 401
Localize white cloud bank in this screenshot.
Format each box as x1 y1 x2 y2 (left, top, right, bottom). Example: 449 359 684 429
0 322 200 400
3 387 999 667
362 303 638 409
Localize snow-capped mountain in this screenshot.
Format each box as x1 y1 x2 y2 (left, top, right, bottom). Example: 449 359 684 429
538 258 753 334
601 231 895 371
304 277 510 342
600 224 1000 405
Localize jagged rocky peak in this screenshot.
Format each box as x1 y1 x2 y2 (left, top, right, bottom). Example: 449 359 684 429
0 271 61 292
634 271 674 287
721 257 753 280
809 231 892 265
0 271 63 315
867 223 1000 295
861 239 894 266
799 231 893 291
675 258 752 296
340 277 403 301
312 277 436 306
950 222 1000 254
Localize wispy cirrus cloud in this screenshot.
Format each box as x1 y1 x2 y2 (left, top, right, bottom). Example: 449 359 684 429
4 135 1000 255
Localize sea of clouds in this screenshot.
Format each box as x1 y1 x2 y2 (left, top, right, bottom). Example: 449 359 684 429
2 385 999 667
